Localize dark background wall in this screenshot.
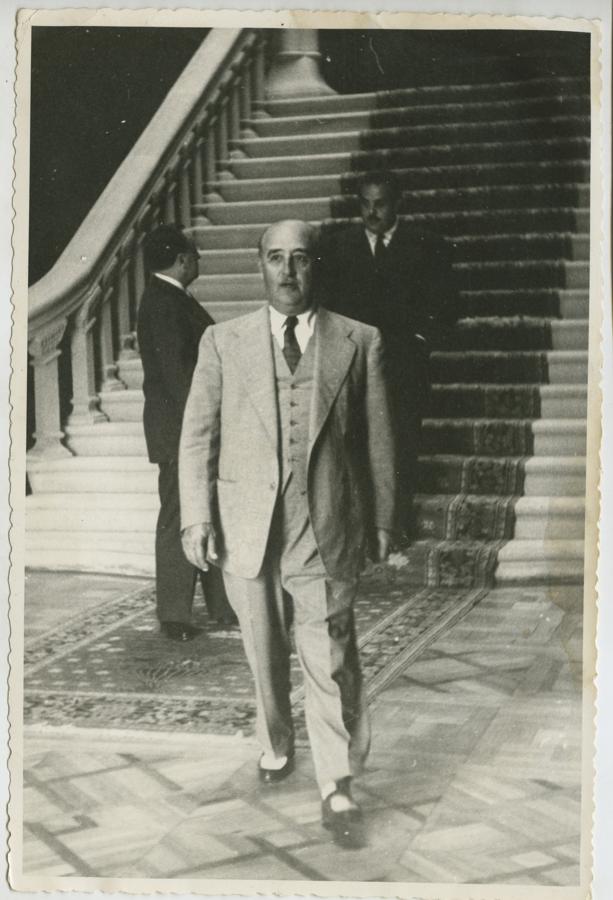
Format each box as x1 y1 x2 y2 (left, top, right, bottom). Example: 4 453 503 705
29 27 208 285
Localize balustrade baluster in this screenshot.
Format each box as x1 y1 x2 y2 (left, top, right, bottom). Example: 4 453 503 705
239 62 258 137
203 119 221 203
178 147 193 224
229 72 246 160
67 287 108 426
99 285 124 392
117 245 138 360
193 129 205 204
251 38 269 118
215 95 230 175
27 320 72 458
164 170 178 224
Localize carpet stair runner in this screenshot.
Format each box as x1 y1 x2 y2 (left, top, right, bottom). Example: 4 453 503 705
26 63 589 587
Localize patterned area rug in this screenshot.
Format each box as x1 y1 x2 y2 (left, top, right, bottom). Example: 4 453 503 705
24 565 487 737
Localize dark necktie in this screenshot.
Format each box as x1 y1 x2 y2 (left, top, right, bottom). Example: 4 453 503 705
374 234 387 271
283 315 302 373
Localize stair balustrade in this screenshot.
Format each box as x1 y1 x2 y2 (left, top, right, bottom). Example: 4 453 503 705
26 28 270 463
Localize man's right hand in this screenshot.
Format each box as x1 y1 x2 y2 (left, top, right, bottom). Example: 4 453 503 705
181 522 217 571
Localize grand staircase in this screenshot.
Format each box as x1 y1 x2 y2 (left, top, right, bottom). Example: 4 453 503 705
26 63 589 586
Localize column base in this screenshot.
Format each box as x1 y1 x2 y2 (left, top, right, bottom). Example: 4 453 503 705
27 435 73 461
266 54 336 99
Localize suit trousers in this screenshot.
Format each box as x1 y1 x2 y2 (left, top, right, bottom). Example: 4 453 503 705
222 473 370 792
156 459 232 624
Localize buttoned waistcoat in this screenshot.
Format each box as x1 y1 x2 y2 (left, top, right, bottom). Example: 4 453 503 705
179 304 396 581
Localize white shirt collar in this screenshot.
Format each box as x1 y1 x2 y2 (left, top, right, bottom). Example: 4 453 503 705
154 272 188 293
365 217 399 254
269 305 317 354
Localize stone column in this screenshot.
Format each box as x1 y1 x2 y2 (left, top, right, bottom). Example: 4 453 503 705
265 30 335 99
27 318 72 459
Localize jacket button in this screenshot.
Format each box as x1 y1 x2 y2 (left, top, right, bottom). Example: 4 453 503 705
269 482 276 491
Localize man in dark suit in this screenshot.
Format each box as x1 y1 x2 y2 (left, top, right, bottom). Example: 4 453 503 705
322 170 457 533
137 224 236 641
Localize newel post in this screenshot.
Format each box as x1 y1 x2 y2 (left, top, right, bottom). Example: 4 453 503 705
27 318 72 459
265 30 335 98
67 287 108 426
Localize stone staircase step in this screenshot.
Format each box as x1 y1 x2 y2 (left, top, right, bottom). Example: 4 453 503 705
196 187 589 229
495 538 584 584
232 115 589 158
452 232 589 263
430 350 587 384
189 209 590 251
65 422 147 456
402 209 590 238
454 260 588 291
332 184 590 219
25 530 155 577
430 383 587 419
108 383 586 427
26 492 158 533
198 248 257 276
246 94 589 139
412 493 515 541
512 496 585 538
532 418 587 455
422 419 534 456
211 161 589 205
523 456 586 496
417 454 525 495
451 317 588 352
539 384 588 417
458 289 588 319
421 418 586 457
26 455 156 494
228 136 589 180
195 197 331 226
545 351 589 383
99 389 145 422
417 453 585 497
257 76 589 117
191 274 264 305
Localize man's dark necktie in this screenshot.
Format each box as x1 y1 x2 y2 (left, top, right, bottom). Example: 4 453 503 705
283 315 302 373
374 234 387 273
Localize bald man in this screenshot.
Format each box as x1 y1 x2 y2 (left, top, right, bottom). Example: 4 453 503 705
179 220 395 847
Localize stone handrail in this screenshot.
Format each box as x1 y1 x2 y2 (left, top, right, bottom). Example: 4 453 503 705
27 27 269 460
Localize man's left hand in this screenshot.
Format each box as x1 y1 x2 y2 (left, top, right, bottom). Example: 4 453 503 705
375 528 392 562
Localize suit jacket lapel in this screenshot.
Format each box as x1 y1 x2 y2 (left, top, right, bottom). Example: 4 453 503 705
233 306 278 450
309 307 356 453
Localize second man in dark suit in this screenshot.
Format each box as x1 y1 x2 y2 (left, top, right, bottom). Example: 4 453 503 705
322 170 457 533
137 224 236 641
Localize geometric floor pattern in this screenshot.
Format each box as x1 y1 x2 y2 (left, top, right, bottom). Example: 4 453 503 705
18 580 585 886
23 566 486 737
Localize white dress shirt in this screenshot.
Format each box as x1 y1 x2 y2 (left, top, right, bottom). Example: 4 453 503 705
365 218 399 255
153 272 188 294
269 305 317 354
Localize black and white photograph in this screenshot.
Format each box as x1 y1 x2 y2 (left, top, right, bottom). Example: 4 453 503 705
7 5 609 896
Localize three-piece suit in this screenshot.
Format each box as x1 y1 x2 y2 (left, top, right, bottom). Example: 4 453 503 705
136 274 231 625
322 221 457 521
179 304 395 790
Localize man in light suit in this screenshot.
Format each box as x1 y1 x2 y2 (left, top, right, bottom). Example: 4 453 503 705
137 224 236 642
179 220 395 847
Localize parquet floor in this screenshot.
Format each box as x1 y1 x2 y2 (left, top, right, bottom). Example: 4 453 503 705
18 575 584 886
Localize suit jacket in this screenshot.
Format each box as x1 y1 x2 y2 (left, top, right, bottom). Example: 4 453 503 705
179 305 396 582
321 221 457 376
136 275 214 464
